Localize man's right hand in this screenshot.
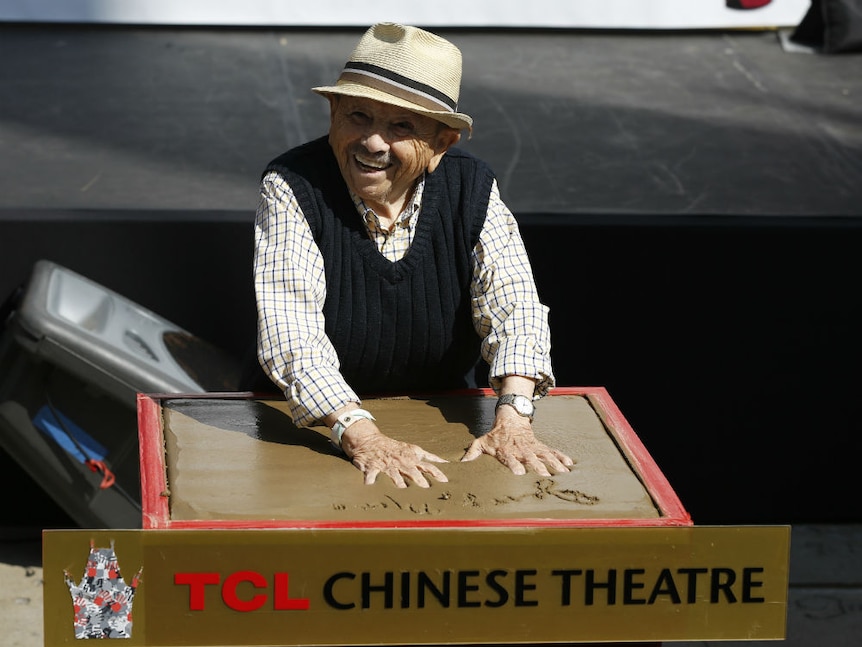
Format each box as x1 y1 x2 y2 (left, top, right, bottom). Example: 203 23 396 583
340 421 449 489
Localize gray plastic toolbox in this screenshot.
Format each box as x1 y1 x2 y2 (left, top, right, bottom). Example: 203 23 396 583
0 260 241 529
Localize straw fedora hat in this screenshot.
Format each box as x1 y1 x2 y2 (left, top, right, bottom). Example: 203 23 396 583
313 23 473 132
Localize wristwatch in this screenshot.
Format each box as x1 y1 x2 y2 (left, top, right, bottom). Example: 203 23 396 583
330 408 375 450
496 394 535 421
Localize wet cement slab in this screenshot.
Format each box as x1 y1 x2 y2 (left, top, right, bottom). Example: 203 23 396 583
161 394 661 524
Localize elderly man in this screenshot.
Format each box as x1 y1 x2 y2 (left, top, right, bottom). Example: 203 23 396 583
254 23 573 488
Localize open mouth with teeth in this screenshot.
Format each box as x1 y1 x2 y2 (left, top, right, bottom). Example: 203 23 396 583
354 154 392 172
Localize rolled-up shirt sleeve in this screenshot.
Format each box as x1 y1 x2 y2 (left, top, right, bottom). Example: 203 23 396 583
471 180 555 398
254 171 359 426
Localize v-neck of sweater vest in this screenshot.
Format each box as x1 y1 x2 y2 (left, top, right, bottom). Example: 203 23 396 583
350 192 438 283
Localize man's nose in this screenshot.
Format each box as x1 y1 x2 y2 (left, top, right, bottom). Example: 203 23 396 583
361 128 389 153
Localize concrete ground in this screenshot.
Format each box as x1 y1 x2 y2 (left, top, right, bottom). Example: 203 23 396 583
1 24 860 217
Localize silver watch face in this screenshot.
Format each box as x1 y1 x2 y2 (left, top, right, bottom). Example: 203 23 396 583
512 396 534 416
499 394 535 418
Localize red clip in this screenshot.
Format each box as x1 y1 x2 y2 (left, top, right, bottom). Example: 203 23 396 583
85 459 117 489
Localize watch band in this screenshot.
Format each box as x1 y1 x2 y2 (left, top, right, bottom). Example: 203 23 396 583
495 394 535 421
330 408 375 450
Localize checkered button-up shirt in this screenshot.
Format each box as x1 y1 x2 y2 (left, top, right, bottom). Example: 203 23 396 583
254 170 555 426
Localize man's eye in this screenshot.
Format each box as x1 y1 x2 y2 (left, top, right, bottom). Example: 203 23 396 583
393 122 415 134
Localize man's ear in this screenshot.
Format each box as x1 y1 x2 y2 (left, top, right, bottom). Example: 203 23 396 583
427 127 462 173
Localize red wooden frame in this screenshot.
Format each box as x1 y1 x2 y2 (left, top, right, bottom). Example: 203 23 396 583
137 388 691 530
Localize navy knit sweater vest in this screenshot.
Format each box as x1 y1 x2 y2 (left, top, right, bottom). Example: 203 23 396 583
265 136 494 394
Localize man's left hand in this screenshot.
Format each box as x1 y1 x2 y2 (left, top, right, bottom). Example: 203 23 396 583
460 406 574 476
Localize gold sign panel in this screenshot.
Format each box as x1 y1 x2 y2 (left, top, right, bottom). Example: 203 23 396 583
44 525 789 645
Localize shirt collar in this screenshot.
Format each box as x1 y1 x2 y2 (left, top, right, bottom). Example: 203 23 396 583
351 176 425 232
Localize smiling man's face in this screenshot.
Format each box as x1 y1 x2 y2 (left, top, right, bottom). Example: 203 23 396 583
328 95 459 219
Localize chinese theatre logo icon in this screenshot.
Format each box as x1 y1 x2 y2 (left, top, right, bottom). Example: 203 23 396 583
64 541 142 639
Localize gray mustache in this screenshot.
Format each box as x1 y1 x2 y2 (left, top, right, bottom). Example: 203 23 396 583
352 147 392 167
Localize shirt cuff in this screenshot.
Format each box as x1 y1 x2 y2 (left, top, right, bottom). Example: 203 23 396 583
284 366 360 427
487 336 555 399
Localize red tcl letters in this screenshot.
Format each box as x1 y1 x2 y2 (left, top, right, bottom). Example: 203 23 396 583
174 571 310 612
